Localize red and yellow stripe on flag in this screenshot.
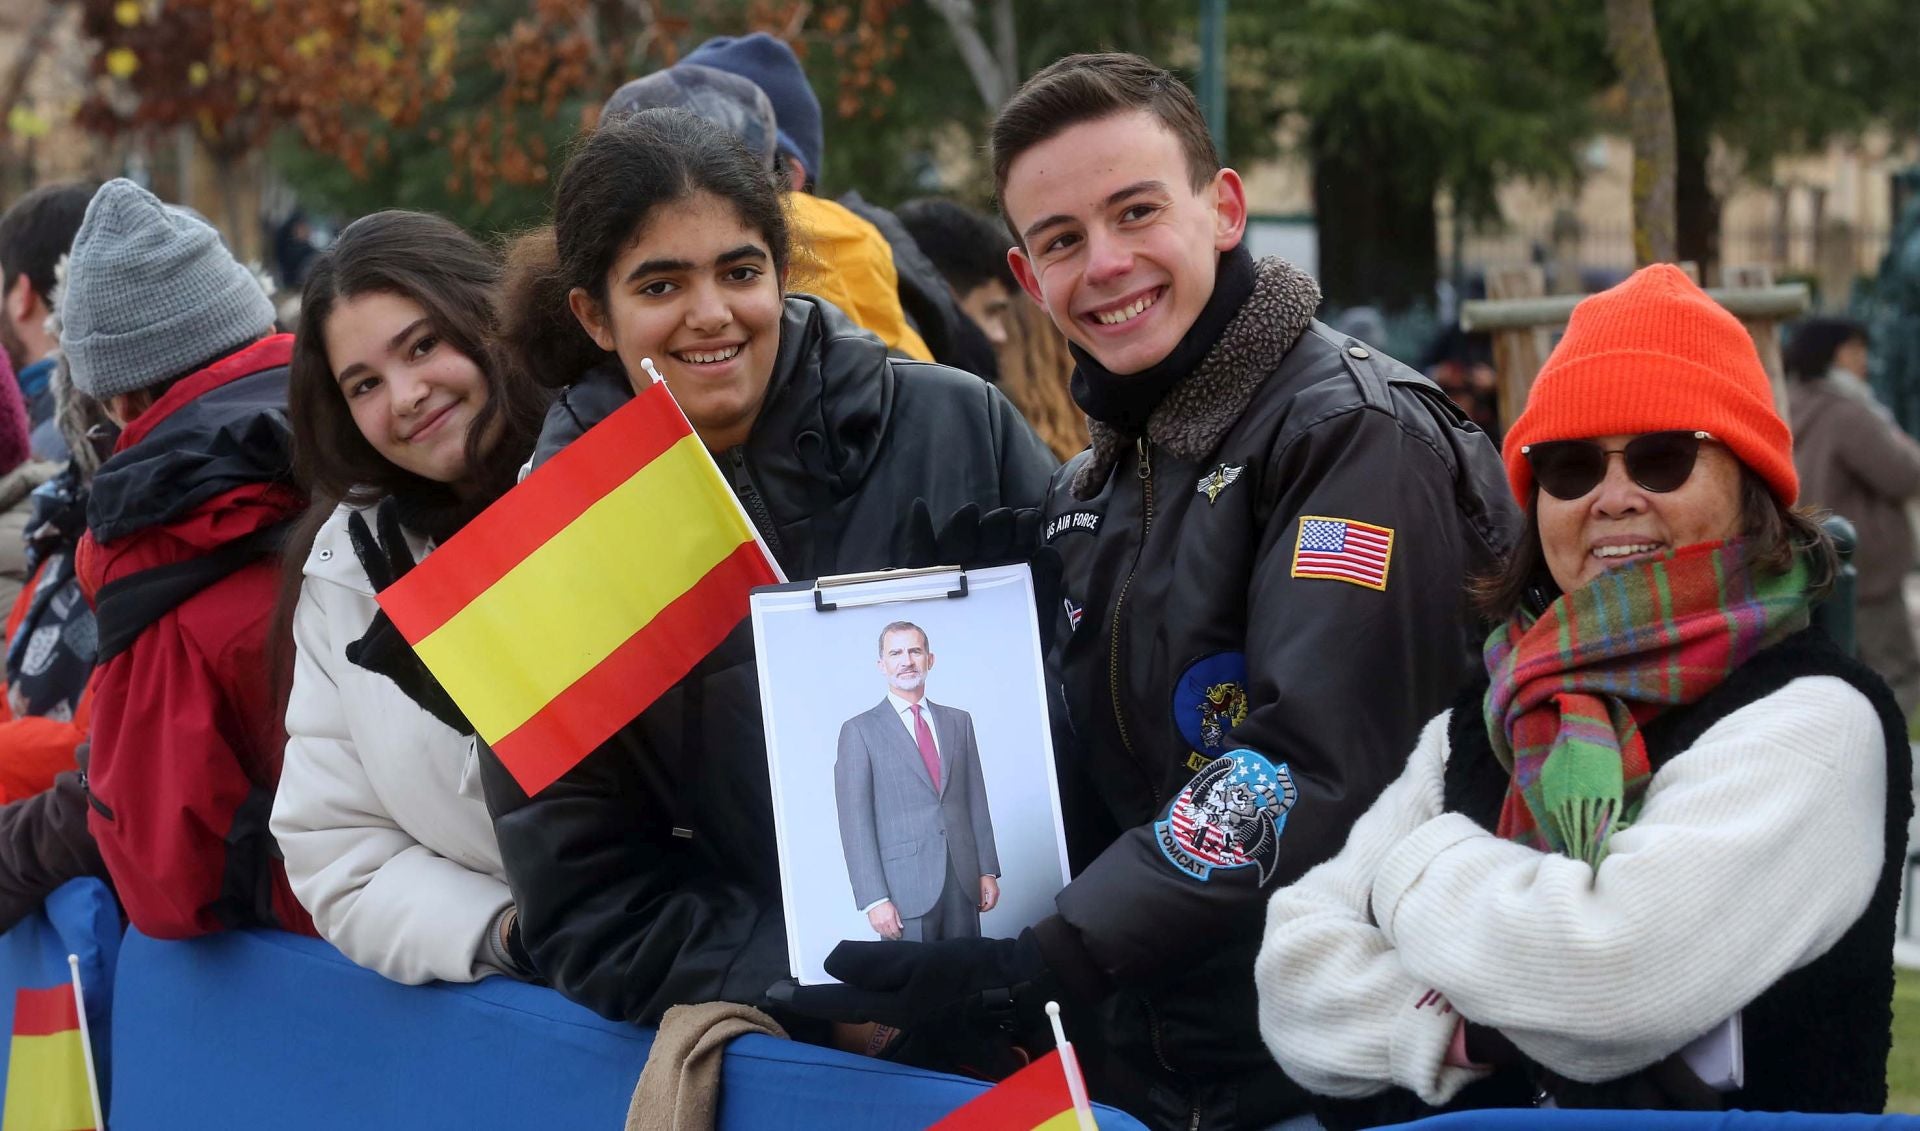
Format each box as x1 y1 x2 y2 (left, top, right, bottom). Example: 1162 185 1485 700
930 1049 1085 1130
2 986 93 1131
378 379 780 795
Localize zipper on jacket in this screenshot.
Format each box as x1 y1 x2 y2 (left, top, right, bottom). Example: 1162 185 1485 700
726 448 785 560
1107 438 1158 803
1140 995 1200 1129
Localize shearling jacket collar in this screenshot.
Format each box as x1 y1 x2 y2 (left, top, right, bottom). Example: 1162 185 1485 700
1073 256 1321 498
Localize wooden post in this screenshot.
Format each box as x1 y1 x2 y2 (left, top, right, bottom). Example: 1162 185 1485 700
1486 267 1549 434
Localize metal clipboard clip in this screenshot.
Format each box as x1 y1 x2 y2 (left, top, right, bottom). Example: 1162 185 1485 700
812 564 970 612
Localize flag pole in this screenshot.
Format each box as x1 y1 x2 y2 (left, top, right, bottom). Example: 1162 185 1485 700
640 356 789 584
67 954 105 1131
1046 1000 1099 1131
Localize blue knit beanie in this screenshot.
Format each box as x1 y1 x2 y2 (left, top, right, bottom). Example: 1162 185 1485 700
59 179 274 399
683 33 823 186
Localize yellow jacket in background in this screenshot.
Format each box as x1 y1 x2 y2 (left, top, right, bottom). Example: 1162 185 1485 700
785 193 932 362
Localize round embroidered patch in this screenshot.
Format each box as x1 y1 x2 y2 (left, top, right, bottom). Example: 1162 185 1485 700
1172 651 1250 757
1154 749 1297 884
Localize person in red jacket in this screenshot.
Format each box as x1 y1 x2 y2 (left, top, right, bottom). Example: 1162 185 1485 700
60 179 313 938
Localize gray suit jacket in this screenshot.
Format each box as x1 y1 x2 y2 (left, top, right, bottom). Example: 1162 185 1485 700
833 698 1000 919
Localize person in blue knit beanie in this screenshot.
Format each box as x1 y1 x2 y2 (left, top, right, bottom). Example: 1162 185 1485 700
682 32 968 370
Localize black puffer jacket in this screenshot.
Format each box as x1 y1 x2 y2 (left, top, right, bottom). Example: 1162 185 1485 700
1034 258 1519 1129
479 295 1056 1025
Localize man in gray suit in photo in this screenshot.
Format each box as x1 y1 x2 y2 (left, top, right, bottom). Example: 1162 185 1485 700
834 621 1001 942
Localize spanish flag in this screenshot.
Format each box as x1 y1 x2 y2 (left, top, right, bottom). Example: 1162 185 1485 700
2 986 93 1131
931 1048 1094 1130
379 375 781 794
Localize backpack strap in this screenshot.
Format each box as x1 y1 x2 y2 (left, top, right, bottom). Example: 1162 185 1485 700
93 520 295 663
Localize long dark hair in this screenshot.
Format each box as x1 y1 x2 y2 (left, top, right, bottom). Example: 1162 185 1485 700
1473 466 1838 624
274 211 549 698
497 108 792 391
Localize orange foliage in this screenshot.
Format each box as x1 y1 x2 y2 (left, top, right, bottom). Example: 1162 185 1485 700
75 0 907 202
74 0 461 175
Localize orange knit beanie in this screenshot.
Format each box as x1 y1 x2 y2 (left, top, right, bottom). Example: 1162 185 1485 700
1502 263 1797 506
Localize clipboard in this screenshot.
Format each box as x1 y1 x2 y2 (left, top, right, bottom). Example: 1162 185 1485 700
751 563 974 613
747 562 1074 984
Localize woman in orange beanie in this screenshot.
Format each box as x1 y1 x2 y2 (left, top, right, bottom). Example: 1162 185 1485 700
1255 264 1907 1121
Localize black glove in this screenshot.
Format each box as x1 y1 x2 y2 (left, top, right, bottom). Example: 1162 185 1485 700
905 499 1043 569
1540 1051 1721 1111
772 931 1053 1030
343 499 473 736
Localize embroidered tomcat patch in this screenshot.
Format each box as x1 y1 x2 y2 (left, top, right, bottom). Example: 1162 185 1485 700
1291 515 1394 590
1155 750 1296 884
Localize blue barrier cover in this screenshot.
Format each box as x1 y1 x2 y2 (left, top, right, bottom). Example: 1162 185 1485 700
0 878 119 1113
109 927 1150 1130
1384 1109 1920 1129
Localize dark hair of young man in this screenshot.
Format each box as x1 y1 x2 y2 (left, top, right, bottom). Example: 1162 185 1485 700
894 198 1014 295
989 53 1218 228
0 183 99 303
1782 316 1869 382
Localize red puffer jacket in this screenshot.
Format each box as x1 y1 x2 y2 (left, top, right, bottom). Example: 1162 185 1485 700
77 335 314 939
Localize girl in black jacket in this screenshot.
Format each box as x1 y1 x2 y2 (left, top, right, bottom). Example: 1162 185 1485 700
481 108 1056 1030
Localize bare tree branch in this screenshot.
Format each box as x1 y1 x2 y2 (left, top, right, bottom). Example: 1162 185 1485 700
990 0 1016 90
925 0 1011 111
0 0 62 138
1605 0 1678 265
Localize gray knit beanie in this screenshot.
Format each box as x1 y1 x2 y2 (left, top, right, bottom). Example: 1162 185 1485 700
59 178 276 399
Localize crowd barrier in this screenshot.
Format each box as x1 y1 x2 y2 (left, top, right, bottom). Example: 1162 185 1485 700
1384 1113 1920 1130
7 880 1920 1129
2 880 1150 1129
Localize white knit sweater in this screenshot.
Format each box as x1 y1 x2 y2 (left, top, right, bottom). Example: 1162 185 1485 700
1255 675 1887 1105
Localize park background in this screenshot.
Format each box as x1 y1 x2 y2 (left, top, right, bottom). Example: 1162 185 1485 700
5 0 1920 1107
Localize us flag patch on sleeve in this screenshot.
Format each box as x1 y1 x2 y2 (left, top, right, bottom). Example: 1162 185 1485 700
1290 516 1394 590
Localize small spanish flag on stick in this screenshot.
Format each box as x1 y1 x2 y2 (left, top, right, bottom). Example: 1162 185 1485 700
2 956 102 1131
931 1002 1099 1131
379 360 782 795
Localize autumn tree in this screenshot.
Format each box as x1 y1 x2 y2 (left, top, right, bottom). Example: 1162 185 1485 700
70 0 462 241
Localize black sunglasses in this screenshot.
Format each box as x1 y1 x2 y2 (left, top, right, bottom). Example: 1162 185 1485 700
1522 430 1712 501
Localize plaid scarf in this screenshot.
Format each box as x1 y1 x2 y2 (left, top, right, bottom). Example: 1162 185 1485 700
1482 540 1811 868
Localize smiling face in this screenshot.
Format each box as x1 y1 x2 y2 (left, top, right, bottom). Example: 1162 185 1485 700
1537 433 1746 593
1002 110 1246 376
877 627 935 698
569 191 784 452
324 290 489 485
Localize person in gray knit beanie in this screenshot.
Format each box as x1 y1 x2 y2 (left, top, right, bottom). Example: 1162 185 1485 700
601 63 780 172
59 178 276 404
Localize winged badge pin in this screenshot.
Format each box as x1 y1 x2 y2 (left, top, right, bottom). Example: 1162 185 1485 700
1196 463 1244 505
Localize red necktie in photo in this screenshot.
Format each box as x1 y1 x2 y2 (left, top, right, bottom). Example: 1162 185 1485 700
911 704 941 791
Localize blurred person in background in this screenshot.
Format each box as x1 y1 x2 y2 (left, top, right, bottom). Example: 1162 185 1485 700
0 361 114 932
896 197 1017 382
1786 317 1920 715
896 198 1090 458
0 345 55 611
681 32 970 369
0 181 97 462
998 298 1090 462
